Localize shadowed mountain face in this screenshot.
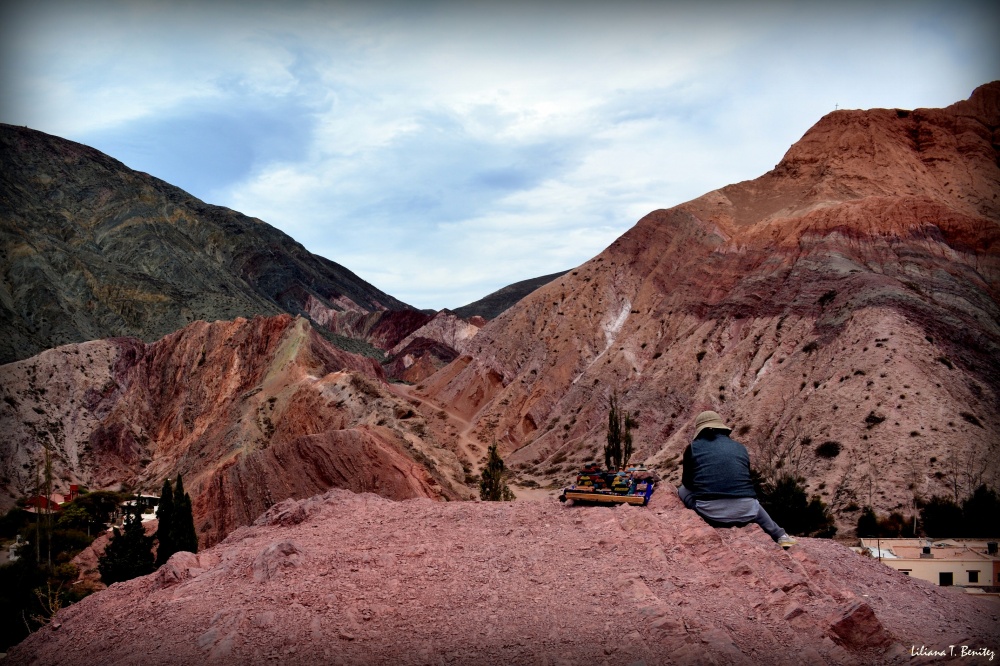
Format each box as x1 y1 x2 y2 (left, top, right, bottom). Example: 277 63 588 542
0 124 412 365
453 270 569 320
420 83 1000 531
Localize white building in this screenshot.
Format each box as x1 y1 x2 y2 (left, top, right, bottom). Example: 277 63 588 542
858 538 1000 590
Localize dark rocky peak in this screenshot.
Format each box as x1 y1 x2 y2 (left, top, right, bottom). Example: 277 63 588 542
0 124 413 364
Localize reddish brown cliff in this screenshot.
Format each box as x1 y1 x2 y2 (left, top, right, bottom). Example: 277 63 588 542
419 83 1000 532
0 315 468 547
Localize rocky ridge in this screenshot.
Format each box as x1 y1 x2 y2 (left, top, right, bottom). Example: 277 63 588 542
0 124 411 366
0 314 472 547
417 83 1000 532
302 300 485 383
6 489 998 665
453 270 570 320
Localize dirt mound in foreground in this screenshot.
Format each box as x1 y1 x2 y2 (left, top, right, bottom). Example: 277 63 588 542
8 490 998 665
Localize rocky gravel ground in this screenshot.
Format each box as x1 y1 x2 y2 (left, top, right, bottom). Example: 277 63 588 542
7 489 999 665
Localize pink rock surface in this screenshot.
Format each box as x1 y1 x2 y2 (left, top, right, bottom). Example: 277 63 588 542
9 490 998 665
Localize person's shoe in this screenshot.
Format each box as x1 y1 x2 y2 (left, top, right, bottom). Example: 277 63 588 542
777 534 797 549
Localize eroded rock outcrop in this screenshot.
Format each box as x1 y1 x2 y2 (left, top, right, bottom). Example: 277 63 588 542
7 490 998 664
419 82 1000 532
301 300 483 382
0 314 468 546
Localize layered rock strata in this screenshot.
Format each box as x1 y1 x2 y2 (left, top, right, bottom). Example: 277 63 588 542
302 299 484 383
0 124 411 365
419 83 1000 532
0 314 468 546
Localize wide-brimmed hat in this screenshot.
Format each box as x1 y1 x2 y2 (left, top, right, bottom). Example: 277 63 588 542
694 411 731 437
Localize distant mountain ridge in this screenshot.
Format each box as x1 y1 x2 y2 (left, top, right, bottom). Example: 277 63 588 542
454 270 569 320
0 124 412 365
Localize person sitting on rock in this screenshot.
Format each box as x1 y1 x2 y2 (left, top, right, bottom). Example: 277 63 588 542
677 411 797 548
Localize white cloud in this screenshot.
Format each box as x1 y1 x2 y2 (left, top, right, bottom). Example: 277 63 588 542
2 0 998 310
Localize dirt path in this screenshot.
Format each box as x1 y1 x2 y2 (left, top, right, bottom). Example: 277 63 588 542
389 384 486 474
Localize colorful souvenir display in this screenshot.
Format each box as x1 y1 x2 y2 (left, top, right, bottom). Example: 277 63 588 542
559 464 656 506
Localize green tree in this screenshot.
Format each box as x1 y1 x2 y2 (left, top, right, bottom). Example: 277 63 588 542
98 500 154 585
155 475 198 565
962 485 1000 537
604 392 634 471
154 478 175 567
73 490 127 535
172 475 198 554
55 504 90 532
755 474 837 538
857 507 879 537
479 441 515 501
919 495 964 537
0 495 109 652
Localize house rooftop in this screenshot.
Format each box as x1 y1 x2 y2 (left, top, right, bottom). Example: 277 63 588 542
858 538 999 561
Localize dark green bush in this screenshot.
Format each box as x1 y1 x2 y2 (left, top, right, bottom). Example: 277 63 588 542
919 495 964 537
754 474 837 538
962 485 1000 537
815 441 841 458
857 507 878 537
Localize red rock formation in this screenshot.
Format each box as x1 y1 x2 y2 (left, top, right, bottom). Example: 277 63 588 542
388 310 482 356
304 297 484 382
7 489 997 664
304 297 433 349
0 314 468 547
419 83 1000 533
382 337 460 384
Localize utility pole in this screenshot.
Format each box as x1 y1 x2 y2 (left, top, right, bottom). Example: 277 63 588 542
34 461 40 564
44 441 53 570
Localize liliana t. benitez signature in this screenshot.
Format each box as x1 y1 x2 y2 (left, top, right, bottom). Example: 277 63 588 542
911 645 995 661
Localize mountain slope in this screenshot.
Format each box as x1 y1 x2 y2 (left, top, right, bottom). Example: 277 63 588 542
0 315 469 546
453 270 569 320
0 124 411 365
418 82 1000 531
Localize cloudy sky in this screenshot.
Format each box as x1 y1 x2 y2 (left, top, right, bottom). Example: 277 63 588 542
2 1 998 310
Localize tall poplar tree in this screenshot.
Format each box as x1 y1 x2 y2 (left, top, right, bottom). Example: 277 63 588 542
154 478 175 567
479 441 515 501
154 475 198 566
98 499 154 584
173 475 199 554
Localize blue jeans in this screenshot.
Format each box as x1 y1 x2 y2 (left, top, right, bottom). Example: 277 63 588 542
677 485 786 542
